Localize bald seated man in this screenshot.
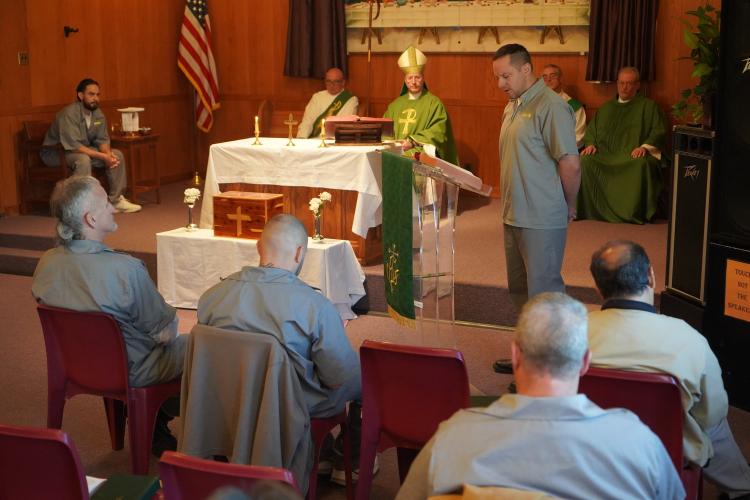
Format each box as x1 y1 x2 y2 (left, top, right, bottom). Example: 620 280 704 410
588 240 750 498
197 213 361 418
297 67 359 139
397 293 683 500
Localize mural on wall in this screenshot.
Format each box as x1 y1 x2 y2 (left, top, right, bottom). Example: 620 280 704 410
345 0 590 54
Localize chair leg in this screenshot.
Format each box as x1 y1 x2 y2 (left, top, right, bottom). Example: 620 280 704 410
355 428 379 500
341 420 354 500
307 433 322 500
127 390 160 475
396 447 419 484
103 398 126 450
46 386 66 429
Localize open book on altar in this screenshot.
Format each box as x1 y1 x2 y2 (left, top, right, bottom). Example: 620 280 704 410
324 115 394 142
417 152 493 197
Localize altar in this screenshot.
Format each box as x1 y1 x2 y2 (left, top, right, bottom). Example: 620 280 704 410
156 228 366 320
199 137 396 264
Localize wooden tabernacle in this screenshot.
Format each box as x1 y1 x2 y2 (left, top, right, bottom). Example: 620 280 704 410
213 191 285 239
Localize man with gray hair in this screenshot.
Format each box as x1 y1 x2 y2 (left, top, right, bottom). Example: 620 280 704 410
577 66 666 223
197 214 362 484
588 240 750 497
397 292 683 499
32 175 186 454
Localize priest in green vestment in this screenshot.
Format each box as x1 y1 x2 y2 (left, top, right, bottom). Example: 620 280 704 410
578 67 666 224
383 46 459 166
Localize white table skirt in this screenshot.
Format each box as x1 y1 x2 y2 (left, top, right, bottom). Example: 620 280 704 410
156 228 366 320
199 137 394 237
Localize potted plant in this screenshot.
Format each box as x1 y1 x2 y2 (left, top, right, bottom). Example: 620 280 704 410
672 3 720 128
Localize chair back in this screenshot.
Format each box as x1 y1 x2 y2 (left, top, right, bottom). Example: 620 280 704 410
23 120 51 143
578 366 683 471
159 451 299 500
180 324 313 492
37 303 130 396
360 340 470 448
0 423 89 500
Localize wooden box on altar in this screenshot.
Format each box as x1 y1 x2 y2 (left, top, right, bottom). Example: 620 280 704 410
213 191 285 239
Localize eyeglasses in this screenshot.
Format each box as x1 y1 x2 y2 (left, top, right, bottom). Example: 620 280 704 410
542 74 560 81
325 79 344 84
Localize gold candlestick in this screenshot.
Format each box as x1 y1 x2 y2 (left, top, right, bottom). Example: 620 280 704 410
284 113 299 146
318 118 328 148
252 115 262 145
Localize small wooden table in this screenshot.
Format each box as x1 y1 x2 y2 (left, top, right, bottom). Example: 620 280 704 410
110 133 160 204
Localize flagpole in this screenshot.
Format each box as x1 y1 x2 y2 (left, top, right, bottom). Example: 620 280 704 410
190 89 203 187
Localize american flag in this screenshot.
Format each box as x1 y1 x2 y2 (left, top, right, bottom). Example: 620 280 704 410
178 0 220 132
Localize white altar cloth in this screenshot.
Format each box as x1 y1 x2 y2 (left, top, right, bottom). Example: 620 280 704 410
156 228 366 320
200 137 393 237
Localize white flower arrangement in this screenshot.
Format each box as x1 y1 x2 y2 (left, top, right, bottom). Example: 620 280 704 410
309 191 331 216
184 188 201 206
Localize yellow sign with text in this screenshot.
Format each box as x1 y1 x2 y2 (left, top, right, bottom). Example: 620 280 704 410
725 259 750 323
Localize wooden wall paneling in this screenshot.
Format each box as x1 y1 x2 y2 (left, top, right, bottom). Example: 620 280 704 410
0 116 21 214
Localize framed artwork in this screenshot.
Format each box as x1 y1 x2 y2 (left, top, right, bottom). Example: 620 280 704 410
345 0 590 53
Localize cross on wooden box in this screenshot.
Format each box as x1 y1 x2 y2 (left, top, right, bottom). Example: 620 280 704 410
213 191 285 239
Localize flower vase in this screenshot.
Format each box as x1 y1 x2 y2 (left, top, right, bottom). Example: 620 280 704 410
312 213 324 242
186 204 198 231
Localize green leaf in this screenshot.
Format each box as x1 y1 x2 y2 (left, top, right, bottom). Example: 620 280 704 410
681 88 693 98
692 63 712 78
683 30 699 50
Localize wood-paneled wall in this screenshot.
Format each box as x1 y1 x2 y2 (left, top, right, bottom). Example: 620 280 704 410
0 0 717 212
0 0 195 214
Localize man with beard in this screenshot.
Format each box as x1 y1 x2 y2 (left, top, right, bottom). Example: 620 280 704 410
42 78 141 213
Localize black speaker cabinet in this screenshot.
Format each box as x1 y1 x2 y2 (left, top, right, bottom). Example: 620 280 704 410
667 126 715 304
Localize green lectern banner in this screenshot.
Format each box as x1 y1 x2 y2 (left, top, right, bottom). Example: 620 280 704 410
382 151 415 328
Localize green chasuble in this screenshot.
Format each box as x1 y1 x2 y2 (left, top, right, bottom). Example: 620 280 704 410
577 94 666 224
383 90 459 166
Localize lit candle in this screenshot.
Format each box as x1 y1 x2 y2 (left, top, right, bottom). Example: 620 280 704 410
320 118 326 139
254 115 259 136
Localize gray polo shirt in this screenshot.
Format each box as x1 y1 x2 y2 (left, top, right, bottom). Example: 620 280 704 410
499 78 578 229
44 101 110 152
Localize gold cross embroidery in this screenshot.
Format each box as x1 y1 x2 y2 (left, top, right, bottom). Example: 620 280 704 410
399 108 417 136
227 206 253 236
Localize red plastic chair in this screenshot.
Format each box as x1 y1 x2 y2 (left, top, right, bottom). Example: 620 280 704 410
356 340 471 500
0 423 89 500
37 303 181 474
579 366 702 499
159 451 300 499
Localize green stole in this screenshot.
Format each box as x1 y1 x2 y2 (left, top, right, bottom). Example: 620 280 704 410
310 90 354 138
567 97 583 112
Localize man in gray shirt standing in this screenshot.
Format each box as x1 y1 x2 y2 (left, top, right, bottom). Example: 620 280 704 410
396 293 683 500
42 78 141 213
492 44 580 309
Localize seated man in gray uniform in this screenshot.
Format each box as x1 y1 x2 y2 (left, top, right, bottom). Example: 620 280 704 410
197 213 362 485
396 292 683 500
588 240 750 498
32 175 187 454
42 78 141 213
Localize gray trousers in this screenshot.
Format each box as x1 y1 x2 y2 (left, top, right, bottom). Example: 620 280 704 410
503 224 567 309
40 148 127 202
703 417 750 497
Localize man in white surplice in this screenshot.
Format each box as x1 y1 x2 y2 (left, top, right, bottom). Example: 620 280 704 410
297 67 359 139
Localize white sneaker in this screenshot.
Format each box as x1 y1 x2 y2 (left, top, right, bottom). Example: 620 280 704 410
330 455 379 486
113 195 142 213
